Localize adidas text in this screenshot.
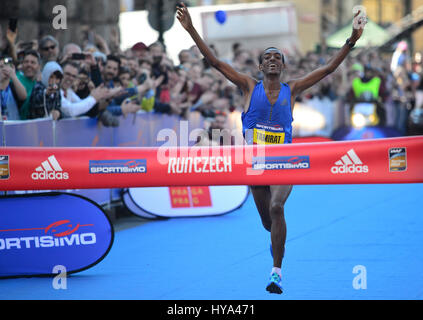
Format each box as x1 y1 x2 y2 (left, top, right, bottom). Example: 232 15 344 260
331 165 369 174
32 171 69 180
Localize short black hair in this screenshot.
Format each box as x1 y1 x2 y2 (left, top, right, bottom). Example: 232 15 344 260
61 61 80 71
106 54 121 68
119 66 131 75
23 50 41 63
258 47 285 65
79 68 90 77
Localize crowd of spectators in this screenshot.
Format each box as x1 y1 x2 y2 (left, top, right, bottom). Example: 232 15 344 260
1 22 422 137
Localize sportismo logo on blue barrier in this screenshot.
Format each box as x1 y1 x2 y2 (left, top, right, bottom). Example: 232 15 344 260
0 193 114 278
0 220 96 250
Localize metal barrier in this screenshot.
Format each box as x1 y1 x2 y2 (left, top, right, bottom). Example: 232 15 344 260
0 113 204 204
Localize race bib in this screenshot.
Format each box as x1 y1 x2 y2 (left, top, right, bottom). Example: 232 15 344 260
253 123 285 145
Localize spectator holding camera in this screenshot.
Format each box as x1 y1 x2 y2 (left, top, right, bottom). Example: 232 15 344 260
28 61 63 120
74 68 95 99
100 55 151 117
60 61 111 118
60 43 83 65
136 61 156 112
149 42 172 103
4 22 18 66
105 66 151 117
1 20 37 120
0 56 27 120
70 51 105 91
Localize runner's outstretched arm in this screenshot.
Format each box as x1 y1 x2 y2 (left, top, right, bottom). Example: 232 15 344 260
289 11 367 98
176 2 254 94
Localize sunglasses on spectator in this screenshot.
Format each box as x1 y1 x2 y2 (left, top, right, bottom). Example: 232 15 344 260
42 45 56 51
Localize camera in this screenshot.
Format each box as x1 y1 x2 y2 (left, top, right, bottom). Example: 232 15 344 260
49 84 59 91
138 73 148 85
8 18 18 32
2 57 13 66
125 97 141 105
71 53 86 60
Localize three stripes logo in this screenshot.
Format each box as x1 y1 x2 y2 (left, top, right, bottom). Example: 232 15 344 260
31 155 69 180
331 149 369 174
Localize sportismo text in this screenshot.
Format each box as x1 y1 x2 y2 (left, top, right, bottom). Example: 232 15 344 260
0 233 96 250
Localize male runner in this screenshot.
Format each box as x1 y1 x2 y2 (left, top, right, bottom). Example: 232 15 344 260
176 2 366 294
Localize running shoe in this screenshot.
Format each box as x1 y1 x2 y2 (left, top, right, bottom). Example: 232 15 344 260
266 272 283 294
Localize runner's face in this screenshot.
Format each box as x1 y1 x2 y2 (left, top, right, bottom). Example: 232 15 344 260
260 49 284 76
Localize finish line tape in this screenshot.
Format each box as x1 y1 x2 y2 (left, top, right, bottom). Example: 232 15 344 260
1 136 422 191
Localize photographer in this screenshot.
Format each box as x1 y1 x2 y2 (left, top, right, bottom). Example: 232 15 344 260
28 61 63 120
0 56 27 120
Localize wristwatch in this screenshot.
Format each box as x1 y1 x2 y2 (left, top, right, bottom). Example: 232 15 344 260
346 38 356 49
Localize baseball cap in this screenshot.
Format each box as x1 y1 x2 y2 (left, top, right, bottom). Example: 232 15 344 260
131 42 148 52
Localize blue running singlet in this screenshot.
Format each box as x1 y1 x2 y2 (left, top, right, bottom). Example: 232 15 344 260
242 81 293 145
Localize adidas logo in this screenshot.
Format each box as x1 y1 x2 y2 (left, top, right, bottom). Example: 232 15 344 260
331 149 369 174
31 155 69 180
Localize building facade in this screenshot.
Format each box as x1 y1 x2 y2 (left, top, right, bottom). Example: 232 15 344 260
0 0 120 51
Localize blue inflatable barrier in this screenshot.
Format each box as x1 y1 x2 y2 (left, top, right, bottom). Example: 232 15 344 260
0 193 114 278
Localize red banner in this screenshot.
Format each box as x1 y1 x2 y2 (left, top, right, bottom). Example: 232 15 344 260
1 136 422 191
